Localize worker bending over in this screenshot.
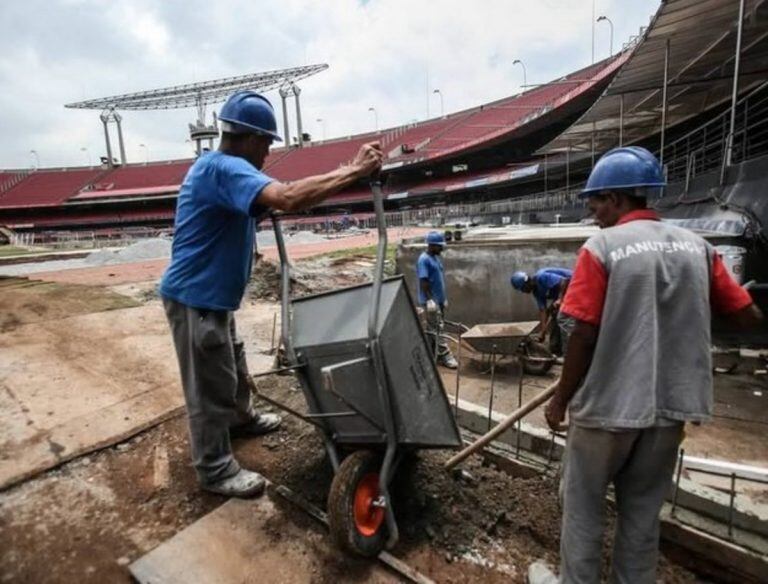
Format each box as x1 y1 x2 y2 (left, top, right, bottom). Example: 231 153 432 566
528 147 762 584
417 231 458 369
160 91 383 498
511 267 573 353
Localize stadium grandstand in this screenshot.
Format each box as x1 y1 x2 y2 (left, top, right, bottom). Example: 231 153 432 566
0 0 766 256
0 52 627 237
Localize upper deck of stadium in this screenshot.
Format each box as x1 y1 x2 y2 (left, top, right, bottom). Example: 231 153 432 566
0 52 627 219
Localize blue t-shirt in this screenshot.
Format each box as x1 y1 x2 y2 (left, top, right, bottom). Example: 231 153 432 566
416 251 447 305
159 151 273 311
533 267 573 310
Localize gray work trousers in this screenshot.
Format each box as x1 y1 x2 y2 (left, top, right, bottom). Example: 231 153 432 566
163 298 255 484
560 424 683 584
422 306 454 363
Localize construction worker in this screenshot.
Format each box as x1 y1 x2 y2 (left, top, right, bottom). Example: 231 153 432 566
160 91 383 498
417 231 458 369
528 147 762 584
510 268 573 353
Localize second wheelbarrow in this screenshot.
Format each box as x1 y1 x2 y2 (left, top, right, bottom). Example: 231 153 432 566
461 321 556 376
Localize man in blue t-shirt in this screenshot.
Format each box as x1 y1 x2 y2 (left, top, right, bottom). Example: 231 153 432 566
510 267 573 353
160 91 382 498
416 231 458 369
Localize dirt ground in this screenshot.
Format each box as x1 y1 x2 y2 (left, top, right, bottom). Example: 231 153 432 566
21 228 423 287
0 243 762 583
0 375 697 584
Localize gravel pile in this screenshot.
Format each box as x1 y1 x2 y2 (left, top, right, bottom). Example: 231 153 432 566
256 230 328 248
84 238 172 266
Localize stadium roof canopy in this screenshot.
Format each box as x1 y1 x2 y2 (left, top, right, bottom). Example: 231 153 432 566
539 0 768 154
64 64 328 110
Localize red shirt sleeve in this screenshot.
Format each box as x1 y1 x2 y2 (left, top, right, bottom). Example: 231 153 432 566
560 248 607 326
710 252 752 314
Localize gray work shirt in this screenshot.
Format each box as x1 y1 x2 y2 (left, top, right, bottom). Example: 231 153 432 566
566 218 716 429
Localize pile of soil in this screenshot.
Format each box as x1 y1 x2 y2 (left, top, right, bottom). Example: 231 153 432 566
248 256 377 301
253 376 696 582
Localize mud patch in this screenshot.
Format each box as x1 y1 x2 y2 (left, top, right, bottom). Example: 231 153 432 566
0 277 139 331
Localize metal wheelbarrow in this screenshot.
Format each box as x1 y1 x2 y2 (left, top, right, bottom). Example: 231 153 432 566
461 321 555 376
259 181 461 557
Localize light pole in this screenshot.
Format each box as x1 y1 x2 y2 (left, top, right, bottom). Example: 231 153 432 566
80 147 91 167
433 89 444 117
597 16 614 56
29 149 39 170
316 118 326 141
512 59 527 91
139 143 148 165
368 107 378 131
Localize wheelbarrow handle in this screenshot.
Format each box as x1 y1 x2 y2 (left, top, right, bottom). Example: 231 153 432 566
271 212 297 363
367 179 387 339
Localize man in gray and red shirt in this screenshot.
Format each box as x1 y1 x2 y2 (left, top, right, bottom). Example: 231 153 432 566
528 147 762 584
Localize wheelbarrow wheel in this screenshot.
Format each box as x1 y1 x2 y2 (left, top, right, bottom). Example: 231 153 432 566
521 340 555 376
328 449 386 557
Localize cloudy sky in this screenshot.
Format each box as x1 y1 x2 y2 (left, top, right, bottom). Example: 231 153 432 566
0 0 659 169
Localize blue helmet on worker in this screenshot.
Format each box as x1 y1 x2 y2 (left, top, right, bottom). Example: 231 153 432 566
580 146 665 198
425 231 446 247
219 91 283 142
510 271 529 291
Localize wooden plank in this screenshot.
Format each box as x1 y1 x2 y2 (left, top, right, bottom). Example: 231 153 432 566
274 485 436 584
130 496 398 584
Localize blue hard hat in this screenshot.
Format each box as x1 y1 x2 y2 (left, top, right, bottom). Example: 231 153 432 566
580 146 665 198
510 271 529 291
219 91 282 142
425 231 446 246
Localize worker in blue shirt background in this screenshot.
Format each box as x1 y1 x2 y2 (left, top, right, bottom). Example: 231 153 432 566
417 231 458 369
510 267 573 354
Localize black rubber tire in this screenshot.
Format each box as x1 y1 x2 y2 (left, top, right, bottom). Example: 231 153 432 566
328 449 386 558
521 341 555 376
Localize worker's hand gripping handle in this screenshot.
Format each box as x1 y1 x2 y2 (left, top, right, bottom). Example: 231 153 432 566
367 177 387 340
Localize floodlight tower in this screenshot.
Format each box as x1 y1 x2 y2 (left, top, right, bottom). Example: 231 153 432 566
99 108 127 166
65 64 328 165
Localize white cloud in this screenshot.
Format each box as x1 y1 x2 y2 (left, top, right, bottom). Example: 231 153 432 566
0 0 660 169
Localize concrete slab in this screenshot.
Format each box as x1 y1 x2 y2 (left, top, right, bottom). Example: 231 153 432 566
0 302 182 490
0 299 279 491
130 495 397 584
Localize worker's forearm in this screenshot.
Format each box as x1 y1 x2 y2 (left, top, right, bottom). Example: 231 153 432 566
554 321 598 405
420 280 432 299
279 165 363 212
539 309 548 330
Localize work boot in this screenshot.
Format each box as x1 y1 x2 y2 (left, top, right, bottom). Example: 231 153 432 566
527 560 558 584
203 469 266 498
440 354 459 369
230 413 282 439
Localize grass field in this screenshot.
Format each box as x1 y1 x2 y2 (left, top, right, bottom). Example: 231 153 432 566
0 245 49 258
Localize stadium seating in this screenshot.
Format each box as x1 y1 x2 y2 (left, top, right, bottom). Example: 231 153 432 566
91 161 191 191
0 168 104 208
0 55 622 228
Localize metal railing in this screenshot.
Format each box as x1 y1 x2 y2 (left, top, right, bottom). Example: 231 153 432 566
664 82 768 185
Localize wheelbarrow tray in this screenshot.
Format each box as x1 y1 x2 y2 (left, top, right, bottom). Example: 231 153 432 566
290 275 461 449
461 321 539 355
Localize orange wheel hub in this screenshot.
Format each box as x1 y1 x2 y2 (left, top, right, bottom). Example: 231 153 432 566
353 472 385 537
